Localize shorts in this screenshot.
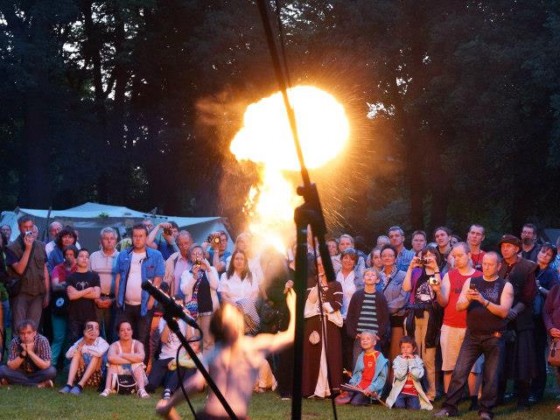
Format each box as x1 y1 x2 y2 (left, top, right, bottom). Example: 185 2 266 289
440 325 484 373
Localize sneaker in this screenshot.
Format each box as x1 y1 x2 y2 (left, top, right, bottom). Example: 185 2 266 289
100 388 111 397
138 388 150 399
37 380 54 389
434 408 455 417
59 384 72 394
479 412 492 420
70 385 82 395
162 389 171 400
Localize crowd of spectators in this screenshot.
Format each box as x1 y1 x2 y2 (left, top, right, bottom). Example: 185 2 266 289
1 216 560 419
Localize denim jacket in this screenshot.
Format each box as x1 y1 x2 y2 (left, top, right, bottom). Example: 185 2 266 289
116 247 165 316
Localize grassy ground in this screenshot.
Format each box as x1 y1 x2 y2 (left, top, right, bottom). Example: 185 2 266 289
1 384 560 419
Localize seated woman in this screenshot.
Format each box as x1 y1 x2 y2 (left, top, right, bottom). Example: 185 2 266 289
100 321 149 398
146 297 201 400
59 320 109 394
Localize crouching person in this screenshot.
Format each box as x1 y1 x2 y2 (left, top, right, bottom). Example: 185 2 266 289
335 330 388 406
146 309 201 400
0 319 56 387
59 320 109 394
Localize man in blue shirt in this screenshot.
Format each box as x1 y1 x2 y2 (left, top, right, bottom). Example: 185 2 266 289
115 224 165 352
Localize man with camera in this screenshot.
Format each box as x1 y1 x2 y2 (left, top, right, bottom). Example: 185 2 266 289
388 226 415 272
435 252 514 420
0 319 56 387
147 221 179 260
6 216 49 329
206 231 230 276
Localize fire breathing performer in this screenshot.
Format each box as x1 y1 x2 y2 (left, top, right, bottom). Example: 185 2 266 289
155 288 296 419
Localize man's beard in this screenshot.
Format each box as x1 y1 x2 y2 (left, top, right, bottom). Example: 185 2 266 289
522 237 533 246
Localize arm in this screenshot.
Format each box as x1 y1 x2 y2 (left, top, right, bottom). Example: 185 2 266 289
408 356 425 379
10 237 33 275
146 224 163 249
180 271 195 300
43 265 50 307
392 356 409 380
25 343 51 370
121 341 145 363
85 338 109 358
456 279 472 312
115 273 121 307
434 273 450 307
206 265 219 291
544 284 560 334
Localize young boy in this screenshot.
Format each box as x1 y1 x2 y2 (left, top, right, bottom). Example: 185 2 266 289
336 330 388 406
155 289 296 419
386 336 433 410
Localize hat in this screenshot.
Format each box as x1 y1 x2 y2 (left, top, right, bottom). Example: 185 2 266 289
498 234 521 248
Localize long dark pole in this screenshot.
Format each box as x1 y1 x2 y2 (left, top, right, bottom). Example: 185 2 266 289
255 2 338 419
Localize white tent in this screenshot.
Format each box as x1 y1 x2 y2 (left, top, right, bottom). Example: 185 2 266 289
0 202 232 251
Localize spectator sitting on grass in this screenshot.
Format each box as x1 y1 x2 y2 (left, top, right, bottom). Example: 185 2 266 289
335 330 388 406
0 319 56 388
59 320 109 395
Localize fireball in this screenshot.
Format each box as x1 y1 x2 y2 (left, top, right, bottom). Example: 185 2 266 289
231 85 349 250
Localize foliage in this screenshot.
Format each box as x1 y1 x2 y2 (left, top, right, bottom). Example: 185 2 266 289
1 0 559 243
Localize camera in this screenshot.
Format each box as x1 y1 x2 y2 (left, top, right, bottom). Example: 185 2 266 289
469 283 477 291
417 257 429 265
163 228 172 236
207 233 221 245
428 276 439 286
25 230 33 236
194 259 201 266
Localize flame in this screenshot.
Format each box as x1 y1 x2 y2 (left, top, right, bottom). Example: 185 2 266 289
231 85 349 251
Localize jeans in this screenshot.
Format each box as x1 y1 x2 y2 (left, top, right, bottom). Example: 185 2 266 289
51 313 67 367
0 365 56 386
394 393 421 409
443 330 505 416
96 304 116 343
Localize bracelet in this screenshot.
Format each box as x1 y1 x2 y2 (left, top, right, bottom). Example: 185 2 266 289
484 300 490 308
434 271 440 274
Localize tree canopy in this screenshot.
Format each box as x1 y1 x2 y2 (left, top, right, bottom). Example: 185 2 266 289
1 0 559 243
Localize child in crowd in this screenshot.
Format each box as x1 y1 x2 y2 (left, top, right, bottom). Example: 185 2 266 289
386 336 433 410
335 330 388 406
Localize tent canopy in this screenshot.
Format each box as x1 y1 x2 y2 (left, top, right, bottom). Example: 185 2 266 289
0 202 232 251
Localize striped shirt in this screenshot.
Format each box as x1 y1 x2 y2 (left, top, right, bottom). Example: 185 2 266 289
356 292 378 334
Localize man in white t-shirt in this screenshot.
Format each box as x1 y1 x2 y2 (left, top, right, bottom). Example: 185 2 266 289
115 224 165 356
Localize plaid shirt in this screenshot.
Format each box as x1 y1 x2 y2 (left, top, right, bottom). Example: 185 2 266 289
8 333 52 373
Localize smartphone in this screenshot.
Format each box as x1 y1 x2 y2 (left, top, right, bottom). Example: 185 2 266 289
469 282 477 291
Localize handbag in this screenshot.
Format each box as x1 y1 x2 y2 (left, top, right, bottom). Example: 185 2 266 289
548 338 560 367
112 373 137 395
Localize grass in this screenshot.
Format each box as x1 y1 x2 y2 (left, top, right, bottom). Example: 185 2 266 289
1 383 560 419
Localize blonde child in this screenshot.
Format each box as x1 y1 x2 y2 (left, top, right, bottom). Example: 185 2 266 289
335 330 388 406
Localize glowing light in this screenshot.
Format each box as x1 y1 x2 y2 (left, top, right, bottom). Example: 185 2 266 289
231 85 349 252
231 85 349 170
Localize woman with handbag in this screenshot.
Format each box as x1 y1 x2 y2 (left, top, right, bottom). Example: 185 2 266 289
302 258 343 398
180 244 219 353
100 320 149 398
